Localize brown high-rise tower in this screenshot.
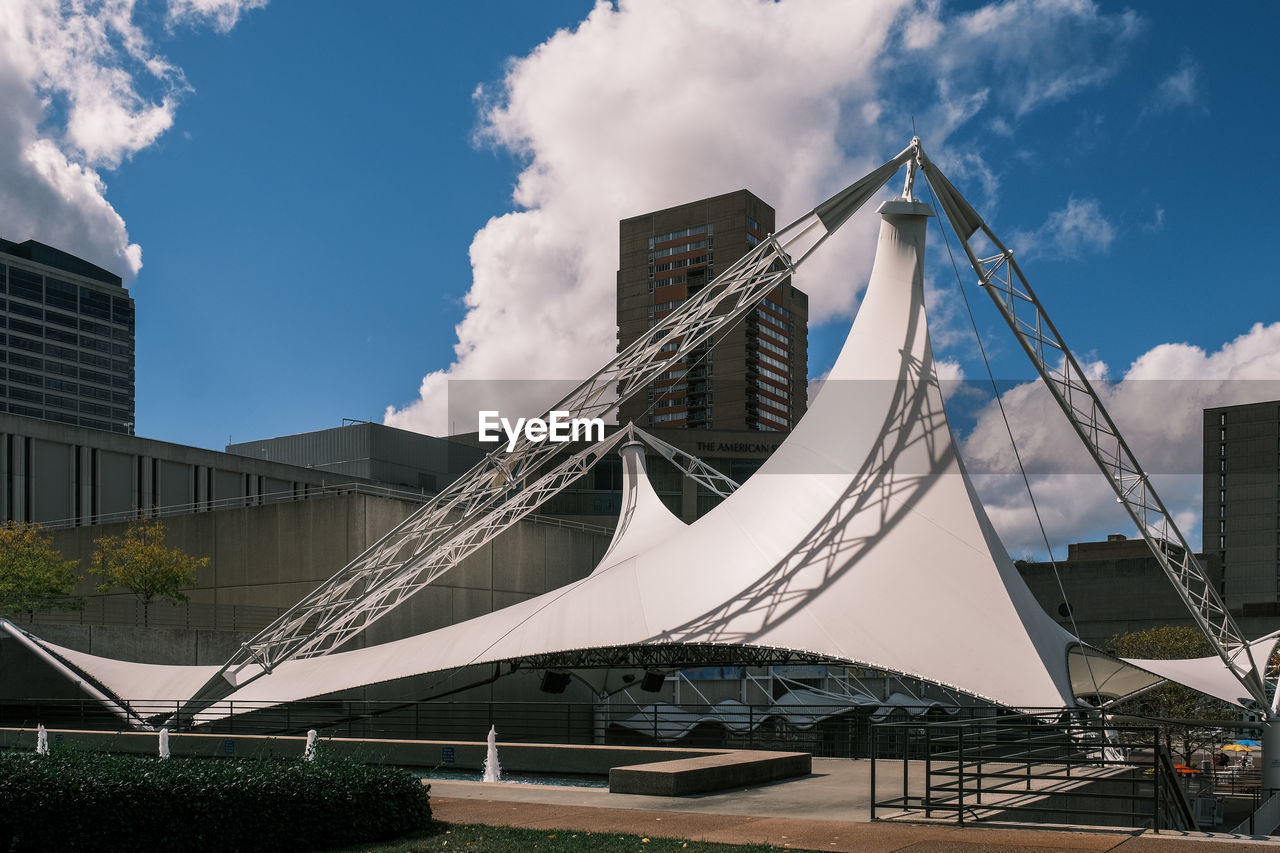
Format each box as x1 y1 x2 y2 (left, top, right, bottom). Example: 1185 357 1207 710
616 190 808 431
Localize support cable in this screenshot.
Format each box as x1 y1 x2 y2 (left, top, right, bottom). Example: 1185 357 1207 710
176 141 921 721
918 147 1266 708
923 177 1102 702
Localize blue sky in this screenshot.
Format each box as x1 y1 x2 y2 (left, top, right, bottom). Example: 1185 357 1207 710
3 0 1278 555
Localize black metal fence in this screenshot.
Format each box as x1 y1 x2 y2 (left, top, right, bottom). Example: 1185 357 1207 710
870 712 1197 831
2 697 984 756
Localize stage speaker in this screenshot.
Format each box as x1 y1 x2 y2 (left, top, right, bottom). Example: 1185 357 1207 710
540 670 571 694
640 670 665 693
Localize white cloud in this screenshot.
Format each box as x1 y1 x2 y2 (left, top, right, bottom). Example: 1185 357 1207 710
1141 206 1165 234
962 322 1280 557
807 369 831 409
167 0 268 33
386 0 1142 435
0 0 264 279
908 0 1143 117
1011 196 1115 260
1149 57 1202 115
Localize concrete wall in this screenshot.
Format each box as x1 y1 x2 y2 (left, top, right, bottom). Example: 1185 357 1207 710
37 491 613 651
0 411 400 527
1017 545 1278 646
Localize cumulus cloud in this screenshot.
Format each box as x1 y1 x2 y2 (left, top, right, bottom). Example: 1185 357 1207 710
0 0 264 279
386 0 1143 435
961 322 1280 557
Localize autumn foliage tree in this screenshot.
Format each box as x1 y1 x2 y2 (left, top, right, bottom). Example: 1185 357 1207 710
89 519 208 627
0 521 82 619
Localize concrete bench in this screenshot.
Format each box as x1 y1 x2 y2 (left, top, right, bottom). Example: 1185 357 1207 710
609 749 811 796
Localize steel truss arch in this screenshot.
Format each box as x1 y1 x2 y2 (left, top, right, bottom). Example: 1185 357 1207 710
183 142 918 715
917 149 1267 708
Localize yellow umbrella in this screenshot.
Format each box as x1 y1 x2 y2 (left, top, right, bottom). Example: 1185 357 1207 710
1222 744 1253 752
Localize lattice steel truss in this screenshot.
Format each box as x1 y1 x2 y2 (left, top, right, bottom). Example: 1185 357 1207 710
918 149 1268 708
630 427 739 499
180 142 922 712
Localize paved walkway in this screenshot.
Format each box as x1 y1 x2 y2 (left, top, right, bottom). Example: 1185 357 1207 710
426 758 1277 851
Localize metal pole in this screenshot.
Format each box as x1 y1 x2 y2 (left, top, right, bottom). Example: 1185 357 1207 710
925 724 932 818
1263 717 1280 799
976 728 983 807
958 727 965 826
870 726 877 821
1154 745 1161 834
902 727 909 808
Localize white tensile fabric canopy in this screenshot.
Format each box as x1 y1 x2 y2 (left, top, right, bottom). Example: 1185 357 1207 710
11 197 1267 719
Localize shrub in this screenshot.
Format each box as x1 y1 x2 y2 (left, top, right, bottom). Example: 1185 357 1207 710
0 748 430 852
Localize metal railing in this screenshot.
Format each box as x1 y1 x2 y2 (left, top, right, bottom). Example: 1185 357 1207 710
33 482 616 537
0 697 973 752
1231 788 1280 836
36 482 437 530
870 712 1196 832
9 599 284 633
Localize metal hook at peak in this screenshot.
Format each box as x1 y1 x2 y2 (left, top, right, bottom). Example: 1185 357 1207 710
902 136 923 201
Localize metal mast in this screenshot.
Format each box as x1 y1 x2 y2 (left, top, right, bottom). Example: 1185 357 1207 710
917 147 1268 709
181 142 922 713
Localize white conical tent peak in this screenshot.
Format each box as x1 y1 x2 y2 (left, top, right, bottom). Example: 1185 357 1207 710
597 438 687 569
17 194 1088 716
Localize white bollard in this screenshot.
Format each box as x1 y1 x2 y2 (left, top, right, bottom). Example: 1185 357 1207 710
303 729 318 762
159 727 171 759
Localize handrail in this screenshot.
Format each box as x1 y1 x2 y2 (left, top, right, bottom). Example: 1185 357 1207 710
870 711 1198 831
29 482 615 536
33 482 436 530
1231 788 1280 836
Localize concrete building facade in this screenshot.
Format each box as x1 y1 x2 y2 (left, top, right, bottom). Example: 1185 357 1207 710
1016 534 1277 647
32 491 613 647
616 190 808 432
226 420 484 494
1204 400 1280 611
0 411 412 528
1 238 135 435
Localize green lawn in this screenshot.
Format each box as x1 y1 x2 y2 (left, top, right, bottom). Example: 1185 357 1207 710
325 822 799 853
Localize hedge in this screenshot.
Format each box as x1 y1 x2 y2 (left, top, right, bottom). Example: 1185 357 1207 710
0 747 431 852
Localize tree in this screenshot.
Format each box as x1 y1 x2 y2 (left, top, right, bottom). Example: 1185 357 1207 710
89 519 208 627
1108 625 1235 764
0 521 82 619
